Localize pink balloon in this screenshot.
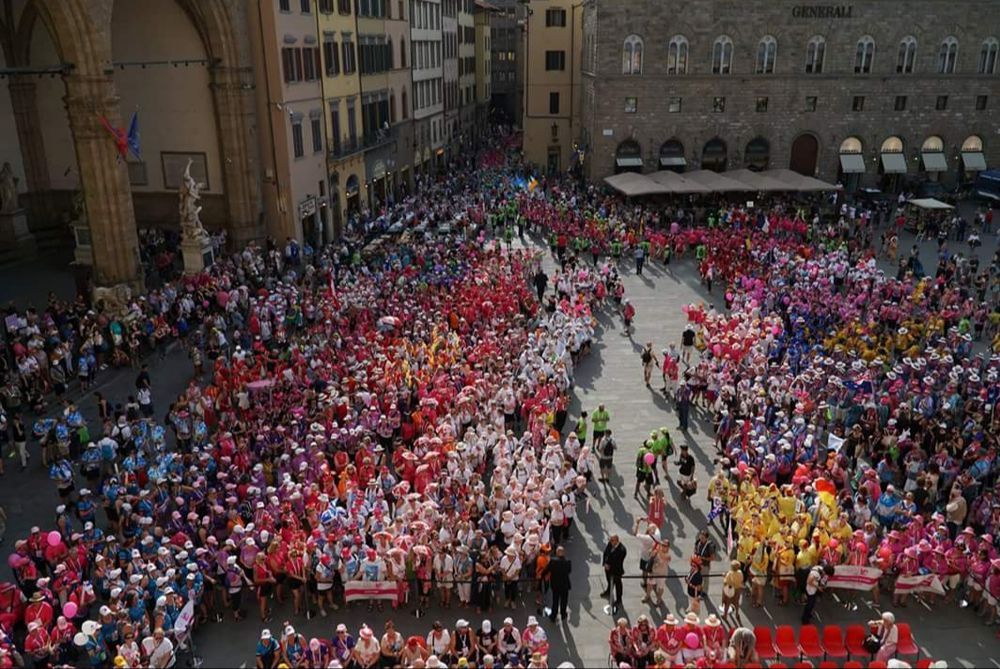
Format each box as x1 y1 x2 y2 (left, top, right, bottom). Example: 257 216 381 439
684 632 700 649
643 453 656 466
47 531 62 547
6 554 22 569
772 325 781 336
62 602 78 619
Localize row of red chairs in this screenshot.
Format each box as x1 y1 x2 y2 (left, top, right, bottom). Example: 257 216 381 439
736 662 937 669
753 623 920 662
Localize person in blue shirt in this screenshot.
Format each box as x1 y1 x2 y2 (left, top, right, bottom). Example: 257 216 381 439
875 486 901 528
256 628 281 669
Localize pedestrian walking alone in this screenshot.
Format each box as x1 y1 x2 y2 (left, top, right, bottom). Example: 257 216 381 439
640 342 658 387
600 535 627 615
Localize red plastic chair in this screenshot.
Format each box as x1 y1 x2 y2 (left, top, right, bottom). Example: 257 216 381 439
818 663 839 669
754 626 778 661
916 661 934 669
793 663 814 669
798 625 824 660
895 622 920 658
768 664 788 669
843 663 863 669
845 624 871 659
745 664 763 669
821 625 848 660
868 662 887 669
775 625 800 659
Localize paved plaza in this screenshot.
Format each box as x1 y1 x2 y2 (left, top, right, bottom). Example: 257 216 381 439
2 227 1000 668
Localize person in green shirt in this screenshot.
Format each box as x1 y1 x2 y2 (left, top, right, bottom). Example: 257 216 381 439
591 404 610 442
657 427 675 480
574 411 588 447
549 232 559 256
695 243 708 262
611 239 623 261
647 430 664 486
635 441 654 498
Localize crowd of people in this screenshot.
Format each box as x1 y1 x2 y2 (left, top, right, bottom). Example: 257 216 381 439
0 126 997 668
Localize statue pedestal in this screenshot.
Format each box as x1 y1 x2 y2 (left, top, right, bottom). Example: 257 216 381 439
0 208 36 258
181 235 214 274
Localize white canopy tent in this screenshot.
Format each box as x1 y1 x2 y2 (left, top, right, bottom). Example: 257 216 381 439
907 198 954 210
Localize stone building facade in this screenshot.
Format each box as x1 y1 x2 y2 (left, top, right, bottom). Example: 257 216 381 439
580 0 1000 192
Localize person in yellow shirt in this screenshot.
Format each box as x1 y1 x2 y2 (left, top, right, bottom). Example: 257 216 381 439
749 542 769 608
774 538 796 606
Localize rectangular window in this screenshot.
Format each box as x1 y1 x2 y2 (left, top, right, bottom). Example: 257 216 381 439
311 117 323 153
292 121 304 158
755 96 768 112
549 91 560 114
894 95 907 111
338 0 351 12
279 0 291 11
324 37 340 75
343 39 356 73
300 0 310 12
331 108 342 153
976 94 988 110
545 8 566 27
936 95 948 110
712 96 726 112
852 95 865 111
805 96 817 111
624 96 637 113
545 50 566 71
347 102 357 144
302 47 316 81
319 0 334 12
668 96 681 113
294 48 304 80
282 47 297 82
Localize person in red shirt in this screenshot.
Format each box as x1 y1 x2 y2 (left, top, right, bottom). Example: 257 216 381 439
23 592 53 630
23 621 51 666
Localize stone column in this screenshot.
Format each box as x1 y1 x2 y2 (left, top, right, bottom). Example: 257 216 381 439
8 78 52 198
210 64 263 248
62 73 142 291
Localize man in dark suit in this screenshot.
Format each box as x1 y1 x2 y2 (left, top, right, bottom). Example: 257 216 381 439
543 545 572 622
600 534 627 614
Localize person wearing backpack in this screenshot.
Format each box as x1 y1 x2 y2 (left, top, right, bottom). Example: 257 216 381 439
597 429 616 483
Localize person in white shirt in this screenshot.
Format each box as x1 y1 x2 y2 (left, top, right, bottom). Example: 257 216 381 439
142 627 175 669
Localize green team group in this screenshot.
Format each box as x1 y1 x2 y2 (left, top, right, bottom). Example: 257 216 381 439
583 401 676 497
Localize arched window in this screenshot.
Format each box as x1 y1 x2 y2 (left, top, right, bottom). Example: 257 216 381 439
712 35 734 74
962 135 983 152
839 136 863 154
667 35 689 74
401 87 408 120
401 38 407 68
622 34 643 75
921 136 944 152
745 137 770 171
938 36 958 73
897 36 917 73
855 35 875 73
805 35 825 73
387 37 394 69
880 136 904 153
979 37 999 74
756 35 777 74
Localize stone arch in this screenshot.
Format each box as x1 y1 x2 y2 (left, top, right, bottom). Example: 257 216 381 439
789 133 819 176
158 0 260 245
701 137 727 172
744 136 770 171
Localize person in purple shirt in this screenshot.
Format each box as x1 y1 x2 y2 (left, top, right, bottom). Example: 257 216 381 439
331 623 355 665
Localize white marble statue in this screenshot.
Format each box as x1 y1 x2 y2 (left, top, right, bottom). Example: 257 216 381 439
179 159 208 243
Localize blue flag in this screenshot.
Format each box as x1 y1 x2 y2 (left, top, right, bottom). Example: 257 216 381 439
127 111 141 161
